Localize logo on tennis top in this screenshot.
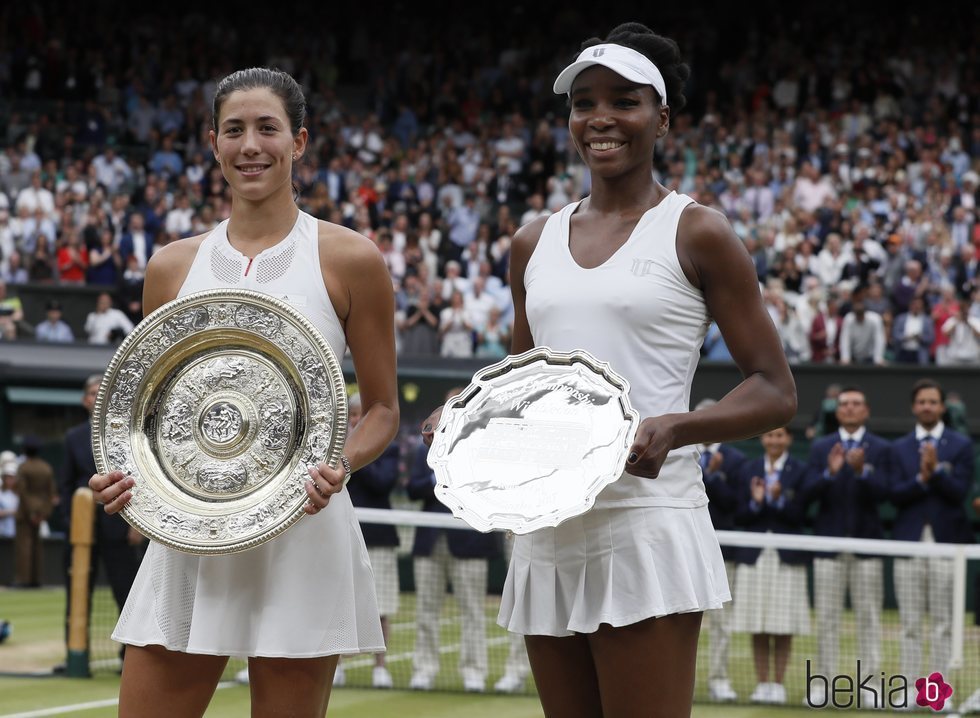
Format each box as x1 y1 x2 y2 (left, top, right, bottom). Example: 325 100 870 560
592 48 605 57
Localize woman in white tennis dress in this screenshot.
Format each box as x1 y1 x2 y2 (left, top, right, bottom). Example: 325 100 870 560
422 22 796 718
90 68 399 717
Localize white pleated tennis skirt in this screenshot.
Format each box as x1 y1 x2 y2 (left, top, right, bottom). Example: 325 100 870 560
732 546 812 635
498 504 731 637
112 490 385 658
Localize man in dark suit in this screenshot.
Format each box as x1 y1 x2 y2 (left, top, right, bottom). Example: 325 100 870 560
890 378 974 689
695 398 745 703
59 374 144 667
802 386 891 705
407 388 501 693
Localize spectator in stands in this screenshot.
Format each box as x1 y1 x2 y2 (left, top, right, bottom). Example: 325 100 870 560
889 379 975 696
694 398 746 703
939 299 980 365
35 300 74 343
409 388 501 692
891 295 934 364
1 250 29 285
86 227 121 286
84 291 134 344
13 435 56 588
438 290 474 358
118 213 153 272
732 427 811 706
55 228 89 284
474 305 510 359
801 386 890 707
0 279 24 340
331 393 400 690
838 296 886 365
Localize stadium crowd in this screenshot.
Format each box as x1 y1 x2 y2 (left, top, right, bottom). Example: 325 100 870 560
0 3 978 365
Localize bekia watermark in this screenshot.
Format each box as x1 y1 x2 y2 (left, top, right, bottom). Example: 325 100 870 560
805 660 953 710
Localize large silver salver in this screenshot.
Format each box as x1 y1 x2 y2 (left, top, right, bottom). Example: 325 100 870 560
428 347 639 534
91 288 348 555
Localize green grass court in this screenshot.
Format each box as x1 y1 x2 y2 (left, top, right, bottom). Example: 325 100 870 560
1 586 971 716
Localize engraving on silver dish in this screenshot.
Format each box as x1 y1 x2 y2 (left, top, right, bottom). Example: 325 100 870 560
428 347 639 534
91 288 348 555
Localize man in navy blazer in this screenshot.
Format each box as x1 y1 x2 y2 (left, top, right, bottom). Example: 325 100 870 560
695 398 746 703
802 386 891 704
890 378 975 688
406 394 500 693
59 374 143 669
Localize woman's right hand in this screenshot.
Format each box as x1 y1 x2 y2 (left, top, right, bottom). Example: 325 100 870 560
88 471 135 514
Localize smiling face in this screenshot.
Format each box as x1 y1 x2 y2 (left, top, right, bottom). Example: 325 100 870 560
210 87 307 203
568 65 667 179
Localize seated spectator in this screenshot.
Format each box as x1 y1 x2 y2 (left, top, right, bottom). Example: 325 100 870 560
35 300 74 343
84 291 134 345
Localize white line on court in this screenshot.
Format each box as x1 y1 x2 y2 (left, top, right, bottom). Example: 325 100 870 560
0 682 237 718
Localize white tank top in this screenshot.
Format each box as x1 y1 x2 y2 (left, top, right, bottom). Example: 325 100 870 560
178 210 346 359
524 191 709 508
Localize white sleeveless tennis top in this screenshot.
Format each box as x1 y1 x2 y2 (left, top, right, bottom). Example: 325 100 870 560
112 210 384 658
524 191 709 509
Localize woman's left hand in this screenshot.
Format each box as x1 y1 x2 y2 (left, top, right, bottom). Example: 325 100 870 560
304 461 346 514
625 416 676 479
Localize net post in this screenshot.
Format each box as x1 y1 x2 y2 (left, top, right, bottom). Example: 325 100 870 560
951 545 966 670
67 487 96 678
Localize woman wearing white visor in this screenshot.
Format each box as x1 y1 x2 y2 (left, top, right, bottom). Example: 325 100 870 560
494 22 796 717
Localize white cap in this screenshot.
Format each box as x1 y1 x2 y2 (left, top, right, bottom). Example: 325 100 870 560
1 460 17 476
553 43 667 106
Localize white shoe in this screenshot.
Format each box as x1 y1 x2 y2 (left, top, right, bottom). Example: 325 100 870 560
234 667 249 685
708 679 737 702
750 682 772 703
409 672 433 690
463 675 486 693
332 664 345 687
804 682 826 707
960 688 980 713
494 673 526 693
770 683 787 705
372 666 393 689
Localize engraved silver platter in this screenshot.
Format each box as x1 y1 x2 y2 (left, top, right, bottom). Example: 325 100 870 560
92 288 347 555
428 347 639 534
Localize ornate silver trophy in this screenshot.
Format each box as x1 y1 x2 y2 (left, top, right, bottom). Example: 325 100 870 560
91 289 347 554
428 347 639 534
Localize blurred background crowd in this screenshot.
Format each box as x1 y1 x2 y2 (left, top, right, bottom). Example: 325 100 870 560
0 1 978 366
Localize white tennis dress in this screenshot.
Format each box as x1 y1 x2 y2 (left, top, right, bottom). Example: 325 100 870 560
112 211 384 658
498 192 731 636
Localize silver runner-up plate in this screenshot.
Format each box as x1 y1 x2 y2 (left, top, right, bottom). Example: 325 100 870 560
91 288 348 555
428 347 639 534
